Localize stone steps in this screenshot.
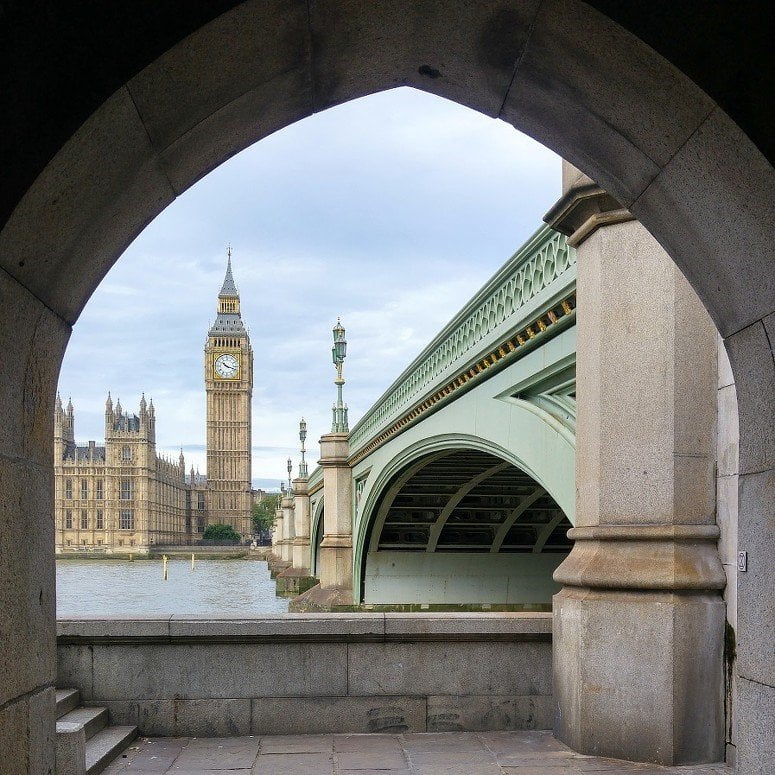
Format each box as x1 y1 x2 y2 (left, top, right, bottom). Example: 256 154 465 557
56 688 81 718
59 706 109 740
55 688 138 775
85 726 138 775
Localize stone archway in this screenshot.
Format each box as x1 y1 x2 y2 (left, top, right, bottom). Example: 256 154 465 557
1 3 772 773
309 498 325 578
360 447 572 606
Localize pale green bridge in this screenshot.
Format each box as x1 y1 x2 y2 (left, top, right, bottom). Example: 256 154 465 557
271 224 578 609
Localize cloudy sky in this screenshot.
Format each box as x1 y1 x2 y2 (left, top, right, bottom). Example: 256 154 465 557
58 87 560 489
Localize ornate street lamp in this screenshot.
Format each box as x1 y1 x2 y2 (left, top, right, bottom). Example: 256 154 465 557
286 457 293 494
299 417 308 478
331 318 349 433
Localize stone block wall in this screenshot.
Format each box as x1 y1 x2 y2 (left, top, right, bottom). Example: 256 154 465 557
716 336 740 764
56 614 552 736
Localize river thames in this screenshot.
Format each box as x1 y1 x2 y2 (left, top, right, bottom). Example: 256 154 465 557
56 558 289 617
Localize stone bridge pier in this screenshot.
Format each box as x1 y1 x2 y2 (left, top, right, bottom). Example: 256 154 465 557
275 477 316 595
547 166 725 764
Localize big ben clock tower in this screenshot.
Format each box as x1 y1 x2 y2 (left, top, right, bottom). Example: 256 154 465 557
205 249 253 536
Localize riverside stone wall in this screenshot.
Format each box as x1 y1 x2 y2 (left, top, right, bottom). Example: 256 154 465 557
56 613 552 737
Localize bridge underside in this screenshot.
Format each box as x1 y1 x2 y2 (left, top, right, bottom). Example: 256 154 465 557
363 449 571 607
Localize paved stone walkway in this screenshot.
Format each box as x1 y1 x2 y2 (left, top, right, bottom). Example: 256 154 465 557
103 731 730 774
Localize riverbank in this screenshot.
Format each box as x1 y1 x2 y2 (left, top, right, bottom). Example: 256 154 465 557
56 546 272 561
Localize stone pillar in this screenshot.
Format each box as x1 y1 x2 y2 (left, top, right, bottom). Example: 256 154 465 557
292 477 311 572
271 506 282 554
276 477 317 595
267 504 286 576
280 492 295 564
0 272 64 773
545 164 726 765
317 432 353 604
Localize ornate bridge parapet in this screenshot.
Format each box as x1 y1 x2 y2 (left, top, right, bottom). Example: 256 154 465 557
348 225 576 463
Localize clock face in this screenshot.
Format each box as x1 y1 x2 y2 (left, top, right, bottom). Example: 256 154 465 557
214 353 240 379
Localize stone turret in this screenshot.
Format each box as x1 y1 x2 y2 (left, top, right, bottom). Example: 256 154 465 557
54 392 74 461
105 391 114 426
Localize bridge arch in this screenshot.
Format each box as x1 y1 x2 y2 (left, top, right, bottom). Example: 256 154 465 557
309 496 325 578
354 423 575 604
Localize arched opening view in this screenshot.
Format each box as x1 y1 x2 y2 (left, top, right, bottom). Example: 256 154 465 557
2 3 770 773
363 448 572 607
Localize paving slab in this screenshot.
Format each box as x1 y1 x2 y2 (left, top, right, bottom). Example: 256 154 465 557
259 734 333 754
336 748 408 770
170 736 260 770
103 731 732 774
334 733 404 753
252 752 334 774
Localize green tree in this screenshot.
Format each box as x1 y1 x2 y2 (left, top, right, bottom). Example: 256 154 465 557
252 494 280 535
202 523 241 541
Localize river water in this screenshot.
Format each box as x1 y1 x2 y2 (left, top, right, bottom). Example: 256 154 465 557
56 558 289 617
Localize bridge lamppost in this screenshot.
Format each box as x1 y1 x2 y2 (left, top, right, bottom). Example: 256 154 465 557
286 457 293 494
331 318 349 433
299 418 308 478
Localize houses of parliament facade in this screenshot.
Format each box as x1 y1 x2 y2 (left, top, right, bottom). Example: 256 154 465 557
54 255 254 554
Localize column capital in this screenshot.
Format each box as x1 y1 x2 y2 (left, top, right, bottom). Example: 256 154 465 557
554 524 726 591
544 182 634 248
292 477 309 495
318 432 350 466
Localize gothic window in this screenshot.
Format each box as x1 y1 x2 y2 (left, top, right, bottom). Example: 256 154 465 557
65 509 72 529
65 479 72 499
198 492 205 510
81 479 88 499
96 480 103 500
119 510 134 530
80 510 88 529
119 479 133 500
121 445 131 461
96 509 104 529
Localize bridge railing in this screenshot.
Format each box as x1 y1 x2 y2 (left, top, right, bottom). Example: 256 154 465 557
348 224 576 459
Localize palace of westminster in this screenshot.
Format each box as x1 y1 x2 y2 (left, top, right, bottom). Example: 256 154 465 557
54 255 255 553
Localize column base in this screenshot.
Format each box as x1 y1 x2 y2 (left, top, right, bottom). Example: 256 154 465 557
553 586 725 765
288 582 354 611
266 553 291 578
275 566 317 596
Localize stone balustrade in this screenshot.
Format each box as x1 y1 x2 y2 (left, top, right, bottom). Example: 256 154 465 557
57 613 552 737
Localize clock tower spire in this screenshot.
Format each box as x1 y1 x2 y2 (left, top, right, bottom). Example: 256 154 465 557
204 248 253 536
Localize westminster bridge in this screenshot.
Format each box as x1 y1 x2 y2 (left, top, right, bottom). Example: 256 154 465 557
265 165 740 766
273 223 578 608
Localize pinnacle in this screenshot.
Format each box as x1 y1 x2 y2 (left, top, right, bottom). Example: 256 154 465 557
218 249 239 297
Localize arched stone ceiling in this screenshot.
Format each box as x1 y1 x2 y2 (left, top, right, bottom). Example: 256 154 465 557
371 449 572 554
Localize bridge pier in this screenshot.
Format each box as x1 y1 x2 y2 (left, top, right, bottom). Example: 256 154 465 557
279 491 295 565
267 500 289 577
547 168 725 765
292 432 353 609
276 477 316 595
